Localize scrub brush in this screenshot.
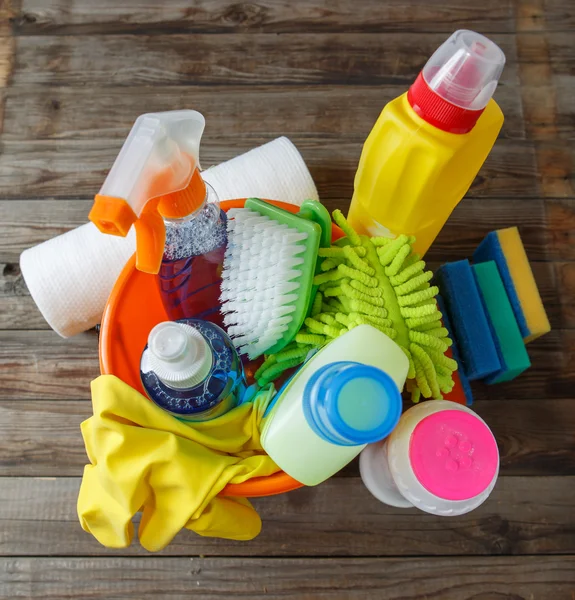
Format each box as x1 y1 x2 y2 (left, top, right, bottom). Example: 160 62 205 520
220 198 331 359
255 210 458 403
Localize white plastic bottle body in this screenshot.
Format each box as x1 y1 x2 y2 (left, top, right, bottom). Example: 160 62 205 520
360 400 499 516
260 326 408 486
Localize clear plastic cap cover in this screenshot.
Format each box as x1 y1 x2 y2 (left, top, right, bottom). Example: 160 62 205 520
422 30 505 110
98 110 205 218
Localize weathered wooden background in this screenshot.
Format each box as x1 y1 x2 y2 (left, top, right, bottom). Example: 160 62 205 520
0 0 574 598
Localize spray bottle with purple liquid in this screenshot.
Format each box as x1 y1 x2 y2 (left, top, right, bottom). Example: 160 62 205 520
89 110 227 326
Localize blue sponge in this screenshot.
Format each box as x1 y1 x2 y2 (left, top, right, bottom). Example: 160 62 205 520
434 260 501 381
436 294 474 406
472 261 531 384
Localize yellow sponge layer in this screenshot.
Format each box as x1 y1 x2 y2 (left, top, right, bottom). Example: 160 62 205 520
497 227 550 343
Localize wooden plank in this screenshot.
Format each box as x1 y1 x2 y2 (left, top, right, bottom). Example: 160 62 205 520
427 197 549 260
532 140 575 198
1 477 574 557
3 556 575 600
2 556 574 600
12 0 519 35
0 401 89 475
0 84 527 141
0 199 89 262
0 138 540 200
551 261 575 330
479 398 575 475
517 31 575 83
0 0 19 39
0 262 43 330
0 292 45 330
546 198 575 260
0 330 98 400
0 0 16 132
515 0 575 34
0 29 15 89
516 26 575 196
470 329 575 402
12 0 575 34
0 398 573 477
9 33 520 87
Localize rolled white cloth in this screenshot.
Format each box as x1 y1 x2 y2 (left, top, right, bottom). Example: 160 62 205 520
20 137 319 337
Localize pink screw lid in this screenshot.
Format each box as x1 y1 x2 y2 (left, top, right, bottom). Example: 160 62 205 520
409 410 499 501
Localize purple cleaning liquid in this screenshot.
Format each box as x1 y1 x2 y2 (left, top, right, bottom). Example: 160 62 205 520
158 187 227 326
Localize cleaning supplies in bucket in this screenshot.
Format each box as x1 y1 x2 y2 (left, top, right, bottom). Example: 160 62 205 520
221 198 332 358
255 210 458 404
89 110 227 324
20 136 319 338
359 400 499 515
260 325 408 486
347 30 506 256
140 319 247 421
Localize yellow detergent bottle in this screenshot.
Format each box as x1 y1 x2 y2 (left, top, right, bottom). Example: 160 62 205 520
347 30 506 256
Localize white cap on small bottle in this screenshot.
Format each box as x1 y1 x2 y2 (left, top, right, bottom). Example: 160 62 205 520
147 321 213 389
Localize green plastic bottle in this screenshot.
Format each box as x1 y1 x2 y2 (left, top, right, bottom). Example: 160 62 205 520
260 325 409 485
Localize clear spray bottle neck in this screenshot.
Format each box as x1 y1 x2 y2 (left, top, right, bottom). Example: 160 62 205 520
89 110 208 274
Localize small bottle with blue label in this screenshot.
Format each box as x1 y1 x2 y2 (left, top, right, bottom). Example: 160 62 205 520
140 318 246 421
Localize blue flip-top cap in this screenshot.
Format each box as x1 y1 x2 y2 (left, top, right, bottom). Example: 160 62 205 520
303 361 402 446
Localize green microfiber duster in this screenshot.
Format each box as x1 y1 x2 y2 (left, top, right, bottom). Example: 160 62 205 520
255 210 457 403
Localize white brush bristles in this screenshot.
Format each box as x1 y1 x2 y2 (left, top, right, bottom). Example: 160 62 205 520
220 208 308 359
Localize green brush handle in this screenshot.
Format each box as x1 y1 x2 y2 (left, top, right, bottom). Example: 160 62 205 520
296 200 332 319
297 199 332 250
244 198 326 356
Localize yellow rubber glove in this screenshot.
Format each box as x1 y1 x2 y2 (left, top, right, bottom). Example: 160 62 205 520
78 375 280 551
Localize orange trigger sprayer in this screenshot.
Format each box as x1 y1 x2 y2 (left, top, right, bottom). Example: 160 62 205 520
89 110 207 274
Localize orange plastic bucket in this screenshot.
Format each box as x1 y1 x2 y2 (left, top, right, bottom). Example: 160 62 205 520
100 199 343 497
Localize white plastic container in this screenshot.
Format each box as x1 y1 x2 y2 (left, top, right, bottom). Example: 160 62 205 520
360 400 499 516
260 325 409 486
